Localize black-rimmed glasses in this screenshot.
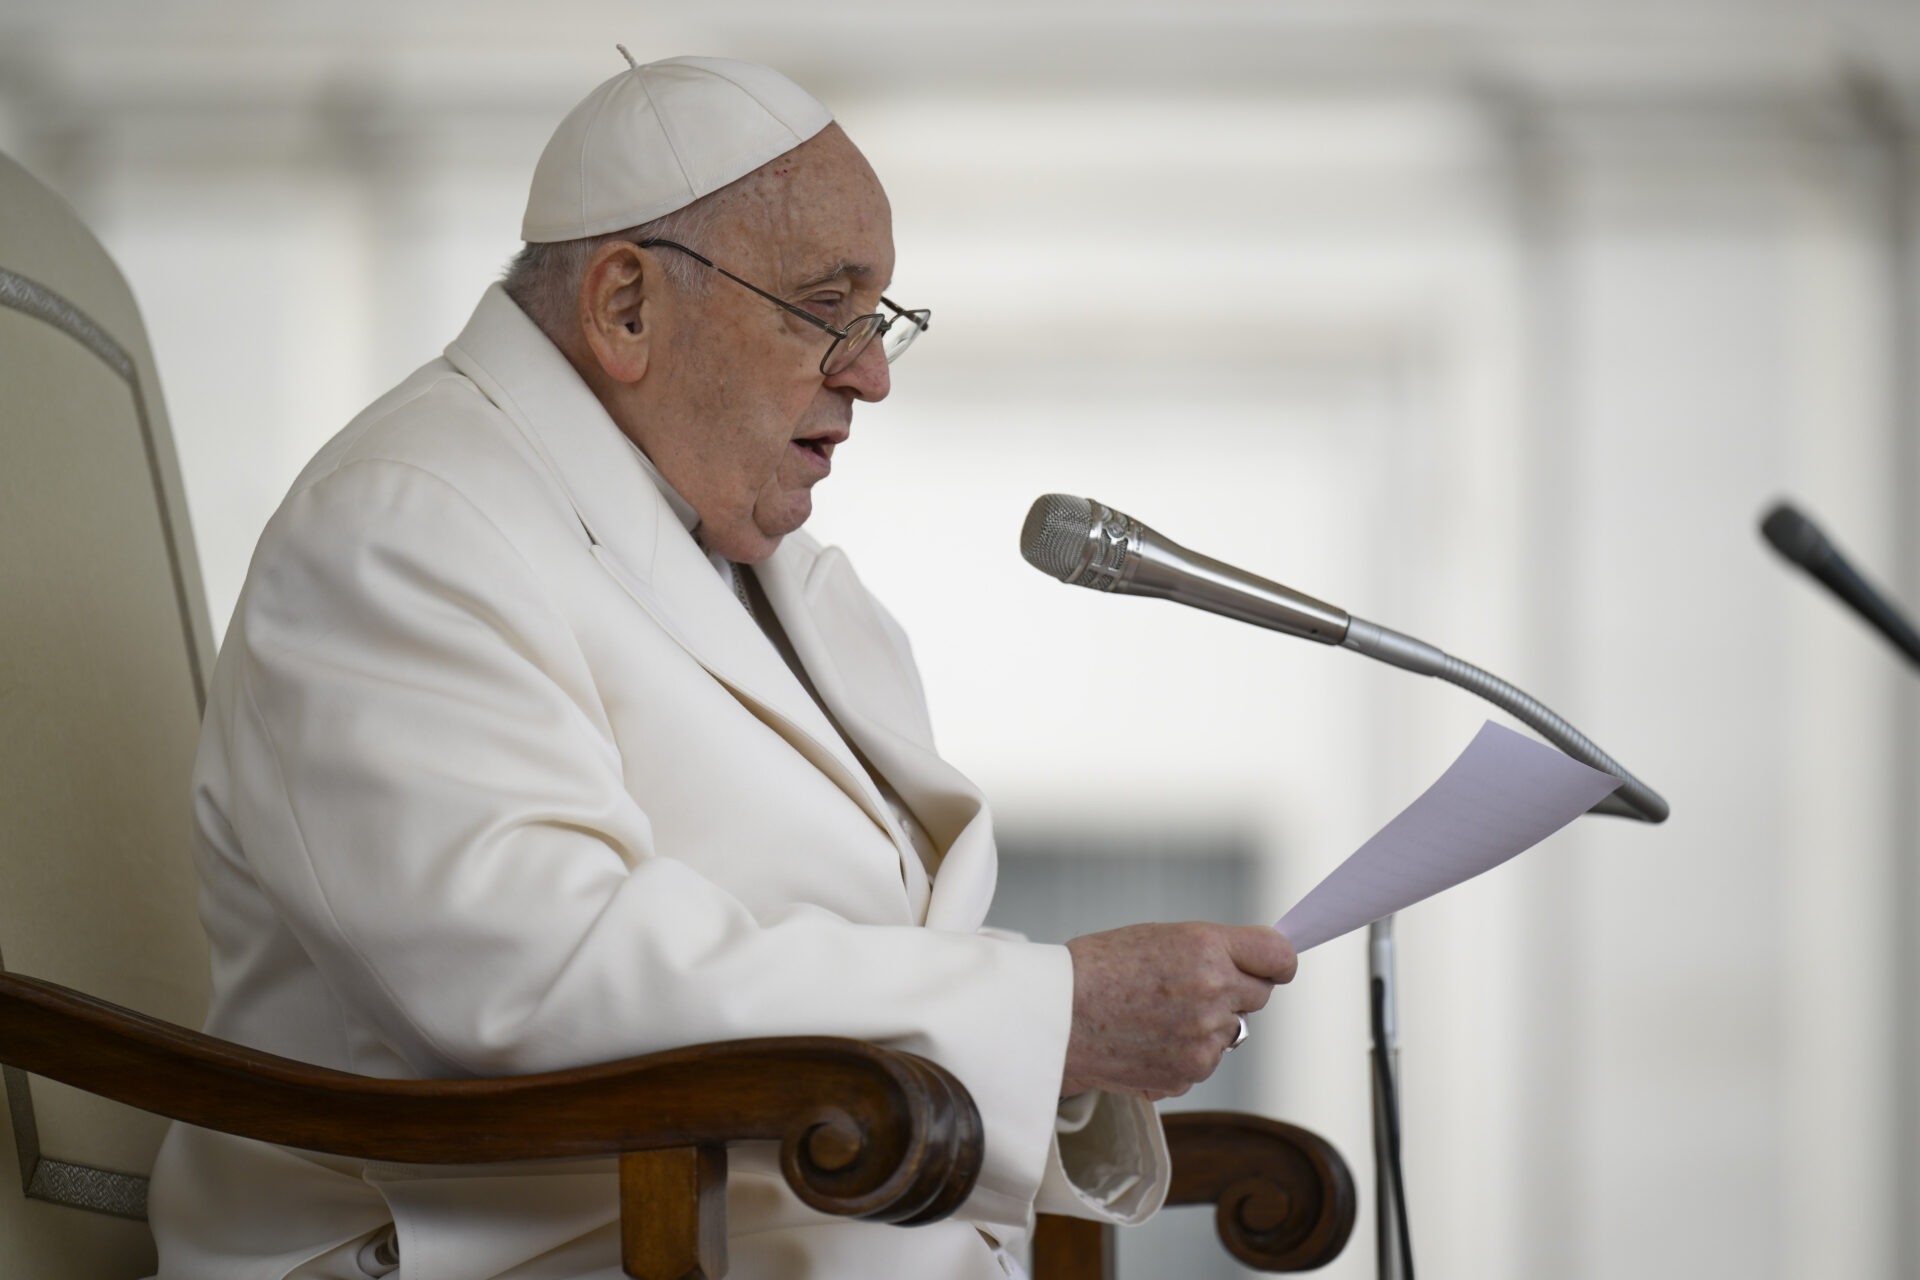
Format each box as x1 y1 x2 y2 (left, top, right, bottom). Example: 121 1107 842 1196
635 238 929 377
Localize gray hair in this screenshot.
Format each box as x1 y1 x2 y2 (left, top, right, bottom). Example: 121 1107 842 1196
500 195 722 342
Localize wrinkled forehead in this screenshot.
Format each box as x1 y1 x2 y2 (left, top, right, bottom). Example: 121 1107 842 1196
706 125 895 293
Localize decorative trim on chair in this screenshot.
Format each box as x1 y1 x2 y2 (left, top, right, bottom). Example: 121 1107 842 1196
3 1065 149 1220
0 265 207 712
0 266 134 380
0 918 154 1222
27 1155 150 1221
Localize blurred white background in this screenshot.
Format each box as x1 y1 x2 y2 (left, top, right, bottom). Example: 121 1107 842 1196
4 3 1917 1277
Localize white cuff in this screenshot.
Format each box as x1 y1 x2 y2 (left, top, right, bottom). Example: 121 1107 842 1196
1033 1091 1169 1225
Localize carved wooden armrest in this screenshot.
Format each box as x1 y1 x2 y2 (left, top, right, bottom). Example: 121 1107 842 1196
1032 1109 1356 1277
0 971 983 1278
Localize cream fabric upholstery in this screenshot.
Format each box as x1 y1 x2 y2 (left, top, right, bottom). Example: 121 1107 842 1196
0 150 216 1278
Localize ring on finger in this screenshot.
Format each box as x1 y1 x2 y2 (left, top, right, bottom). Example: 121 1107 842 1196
1223 1013 1249 1055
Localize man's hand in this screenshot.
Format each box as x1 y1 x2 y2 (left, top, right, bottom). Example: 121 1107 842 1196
1060 922 1297 1100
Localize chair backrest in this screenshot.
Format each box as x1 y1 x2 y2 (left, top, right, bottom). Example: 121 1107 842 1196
0 151 217 1277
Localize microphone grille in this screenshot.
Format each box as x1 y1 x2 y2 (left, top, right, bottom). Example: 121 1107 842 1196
1760 501 1832 570
1021 494 1095 581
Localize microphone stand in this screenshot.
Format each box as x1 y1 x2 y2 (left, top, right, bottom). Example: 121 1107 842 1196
1352 656 1667 1280
1369 916 1413 1280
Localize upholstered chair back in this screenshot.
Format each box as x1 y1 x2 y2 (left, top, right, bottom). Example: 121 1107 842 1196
0 150 216 1278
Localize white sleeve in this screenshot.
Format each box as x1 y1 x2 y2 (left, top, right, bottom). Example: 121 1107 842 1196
967 930 1172 1225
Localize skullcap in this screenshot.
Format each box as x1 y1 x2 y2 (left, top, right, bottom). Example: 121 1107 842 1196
521 54 834 244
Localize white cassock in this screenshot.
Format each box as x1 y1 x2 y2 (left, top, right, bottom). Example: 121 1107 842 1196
145 284 1169 1280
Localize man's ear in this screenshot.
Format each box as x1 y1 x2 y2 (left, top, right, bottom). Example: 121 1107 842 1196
577 241 656 384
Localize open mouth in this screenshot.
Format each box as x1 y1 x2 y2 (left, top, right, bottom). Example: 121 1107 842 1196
792 435 836 465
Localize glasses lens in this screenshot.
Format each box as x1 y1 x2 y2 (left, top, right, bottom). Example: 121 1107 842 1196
880 310 930 364
822 314 885 376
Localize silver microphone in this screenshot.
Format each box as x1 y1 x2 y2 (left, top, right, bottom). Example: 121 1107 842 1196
1018 493 1350 644
1019 493 1670 823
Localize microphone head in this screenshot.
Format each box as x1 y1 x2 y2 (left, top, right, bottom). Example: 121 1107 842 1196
1760 500 1833 571
1020 494 1098 582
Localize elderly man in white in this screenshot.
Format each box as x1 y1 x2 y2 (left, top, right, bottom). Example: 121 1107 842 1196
146 53 1297 1280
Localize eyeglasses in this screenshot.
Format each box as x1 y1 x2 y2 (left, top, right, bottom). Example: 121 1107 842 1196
635 238 930 377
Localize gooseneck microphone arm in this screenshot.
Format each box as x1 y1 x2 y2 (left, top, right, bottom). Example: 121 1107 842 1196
1020 494 1670 824
1343 620 1665 822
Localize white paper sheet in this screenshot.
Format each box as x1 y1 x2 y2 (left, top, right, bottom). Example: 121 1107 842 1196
1274 721 1623 952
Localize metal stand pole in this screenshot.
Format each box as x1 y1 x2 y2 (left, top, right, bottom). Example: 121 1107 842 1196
1370 915 1410 1280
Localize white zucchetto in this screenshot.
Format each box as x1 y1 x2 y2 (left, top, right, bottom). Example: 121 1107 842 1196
520 53 835 244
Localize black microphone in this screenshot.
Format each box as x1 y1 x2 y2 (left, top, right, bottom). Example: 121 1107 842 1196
1760 501 1920 669
1020 493 1670 823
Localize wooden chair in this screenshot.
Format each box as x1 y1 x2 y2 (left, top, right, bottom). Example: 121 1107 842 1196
0 148 1353 1278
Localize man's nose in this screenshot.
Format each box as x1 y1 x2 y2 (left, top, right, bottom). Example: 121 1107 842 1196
828 336 891 402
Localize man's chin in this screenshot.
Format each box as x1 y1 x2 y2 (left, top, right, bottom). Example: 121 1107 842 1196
756 493 814 543
701 497 810 565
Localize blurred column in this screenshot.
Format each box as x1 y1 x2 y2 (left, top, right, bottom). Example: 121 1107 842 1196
1488 76 1589 1280
1520 79 1904 1280
1846 70 1920 1280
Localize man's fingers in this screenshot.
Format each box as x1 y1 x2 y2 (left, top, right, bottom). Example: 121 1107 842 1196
1224 925 1298 984
1232 976 1276 1014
